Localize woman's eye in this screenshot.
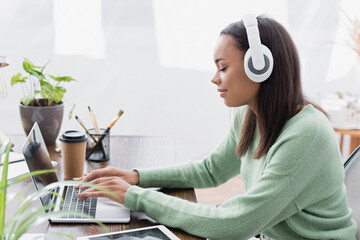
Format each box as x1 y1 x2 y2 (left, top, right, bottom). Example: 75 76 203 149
219 67 227 72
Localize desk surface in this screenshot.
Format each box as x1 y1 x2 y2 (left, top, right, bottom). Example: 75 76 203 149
7 134 205 240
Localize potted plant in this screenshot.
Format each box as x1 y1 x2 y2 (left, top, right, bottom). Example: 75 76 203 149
0 142 108 240
10 59 76 146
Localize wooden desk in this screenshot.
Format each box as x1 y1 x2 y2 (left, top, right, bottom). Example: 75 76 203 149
334 128 360 156
7 135 205 240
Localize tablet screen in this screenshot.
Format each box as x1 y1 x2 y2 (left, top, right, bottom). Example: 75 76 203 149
88 227 171 240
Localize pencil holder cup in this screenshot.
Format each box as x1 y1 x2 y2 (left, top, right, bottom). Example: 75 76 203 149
86 128 110 161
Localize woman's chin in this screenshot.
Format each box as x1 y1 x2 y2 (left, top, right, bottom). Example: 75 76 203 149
224 100 242 108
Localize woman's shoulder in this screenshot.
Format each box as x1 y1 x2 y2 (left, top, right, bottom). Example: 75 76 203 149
282 104 334 140
269 105 338 164
266 104 342 177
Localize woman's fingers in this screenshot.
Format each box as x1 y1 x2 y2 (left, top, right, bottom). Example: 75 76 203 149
73 167 137 192
74 173 91 189
74 169 112 189
77 177 118 197
77 188 108 200
74 173 88 180
78 176 112 189
73 176 84 181
76 177 131 204
80 167 120 182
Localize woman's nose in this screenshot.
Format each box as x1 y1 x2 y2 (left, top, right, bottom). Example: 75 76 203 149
211 73 220 85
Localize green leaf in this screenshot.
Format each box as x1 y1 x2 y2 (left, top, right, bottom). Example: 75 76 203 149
68 104 76 120
15 209 107 240
16 192 24 202
39 80 54 100
10 73 27 86
28 69 45 81
40 60 51 74
2 169 56 191
1 170 58 239
6 183 62 238
0 142 12 239
23 59 45 80
23 58 41 69
49 75 76 82
2 179 112 239
7 181 110 239
53 86 66 103
22 92 37 106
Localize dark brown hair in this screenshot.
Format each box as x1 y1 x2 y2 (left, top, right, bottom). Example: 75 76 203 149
221 15 325 159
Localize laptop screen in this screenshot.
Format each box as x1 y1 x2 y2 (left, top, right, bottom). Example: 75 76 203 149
22 122 58 207
344 146 360 236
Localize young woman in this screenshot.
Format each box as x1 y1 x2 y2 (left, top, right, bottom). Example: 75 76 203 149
76 15 357 239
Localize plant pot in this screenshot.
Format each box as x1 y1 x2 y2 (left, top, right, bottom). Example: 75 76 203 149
19 100 64 146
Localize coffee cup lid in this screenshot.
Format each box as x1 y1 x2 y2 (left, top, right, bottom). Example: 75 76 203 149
59 130 88 143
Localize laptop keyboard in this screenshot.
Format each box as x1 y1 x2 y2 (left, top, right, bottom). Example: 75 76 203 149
61 186 97 219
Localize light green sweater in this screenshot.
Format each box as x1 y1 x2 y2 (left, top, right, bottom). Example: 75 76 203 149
124 105 357 240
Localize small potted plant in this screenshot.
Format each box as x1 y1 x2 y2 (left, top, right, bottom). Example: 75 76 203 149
10 59 76 146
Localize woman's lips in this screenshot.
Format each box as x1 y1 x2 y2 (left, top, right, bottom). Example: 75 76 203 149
218 89 227 97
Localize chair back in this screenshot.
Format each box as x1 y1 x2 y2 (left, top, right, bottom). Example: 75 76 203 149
344 145 360 237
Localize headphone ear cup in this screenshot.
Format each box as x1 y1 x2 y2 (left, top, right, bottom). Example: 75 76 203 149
244 45 274 83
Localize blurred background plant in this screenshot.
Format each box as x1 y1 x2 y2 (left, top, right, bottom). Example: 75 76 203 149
0 142 108 240
346 14 360 59
321 13 360 130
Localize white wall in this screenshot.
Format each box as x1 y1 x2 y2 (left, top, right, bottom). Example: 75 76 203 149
0 0 229 160
0 0 359 160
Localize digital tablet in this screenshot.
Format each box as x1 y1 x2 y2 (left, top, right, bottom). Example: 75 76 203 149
77 225 181 240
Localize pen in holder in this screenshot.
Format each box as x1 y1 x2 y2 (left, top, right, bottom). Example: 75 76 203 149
86 128 110 161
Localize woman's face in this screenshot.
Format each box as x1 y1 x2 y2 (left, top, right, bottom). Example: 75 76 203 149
211 34 260 109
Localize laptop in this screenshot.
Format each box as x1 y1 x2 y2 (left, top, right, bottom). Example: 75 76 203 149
343 145 360 237
22 122 130 223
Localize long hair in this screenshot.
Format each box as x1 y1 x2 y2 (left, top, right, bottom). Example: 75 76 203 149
221 16 324 159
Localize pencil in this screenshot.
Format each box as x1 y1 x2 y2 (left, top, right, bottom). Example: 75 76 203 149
88 106 107 156
75 115 98 143
75 115 107 157
88 106 100 135
86 109 124 158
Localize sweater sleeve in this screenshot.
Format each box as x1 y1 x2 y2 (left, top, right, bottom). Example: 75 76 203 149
124 109 341 240
135 109 244 189
124 171 297 240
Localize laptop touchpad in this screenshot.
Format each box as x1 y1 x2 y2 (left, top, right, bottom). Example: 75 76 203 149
96 198 130 221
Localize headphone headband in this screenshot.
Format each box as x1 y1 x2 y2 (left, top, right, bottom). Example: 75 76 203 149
242 14 264 70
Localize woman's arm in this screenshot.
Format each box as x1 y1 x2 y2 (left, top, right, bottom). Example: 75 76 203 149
136 127 240 189
76 168 297 239
123 115 354 240
136 108 246 189
124 171 296 240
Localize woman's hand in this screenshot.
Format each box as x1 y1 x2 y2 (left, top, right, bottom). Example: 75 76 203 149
74 166 140 186
74 167 139 204
76 176 131 204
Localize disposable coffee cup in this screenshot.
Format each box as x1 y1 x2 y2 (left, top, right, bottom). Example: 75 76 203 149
59 130 88 180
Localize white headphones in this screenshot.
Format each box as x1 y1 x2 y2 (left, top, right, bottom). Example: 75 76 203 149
242 14 274 83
